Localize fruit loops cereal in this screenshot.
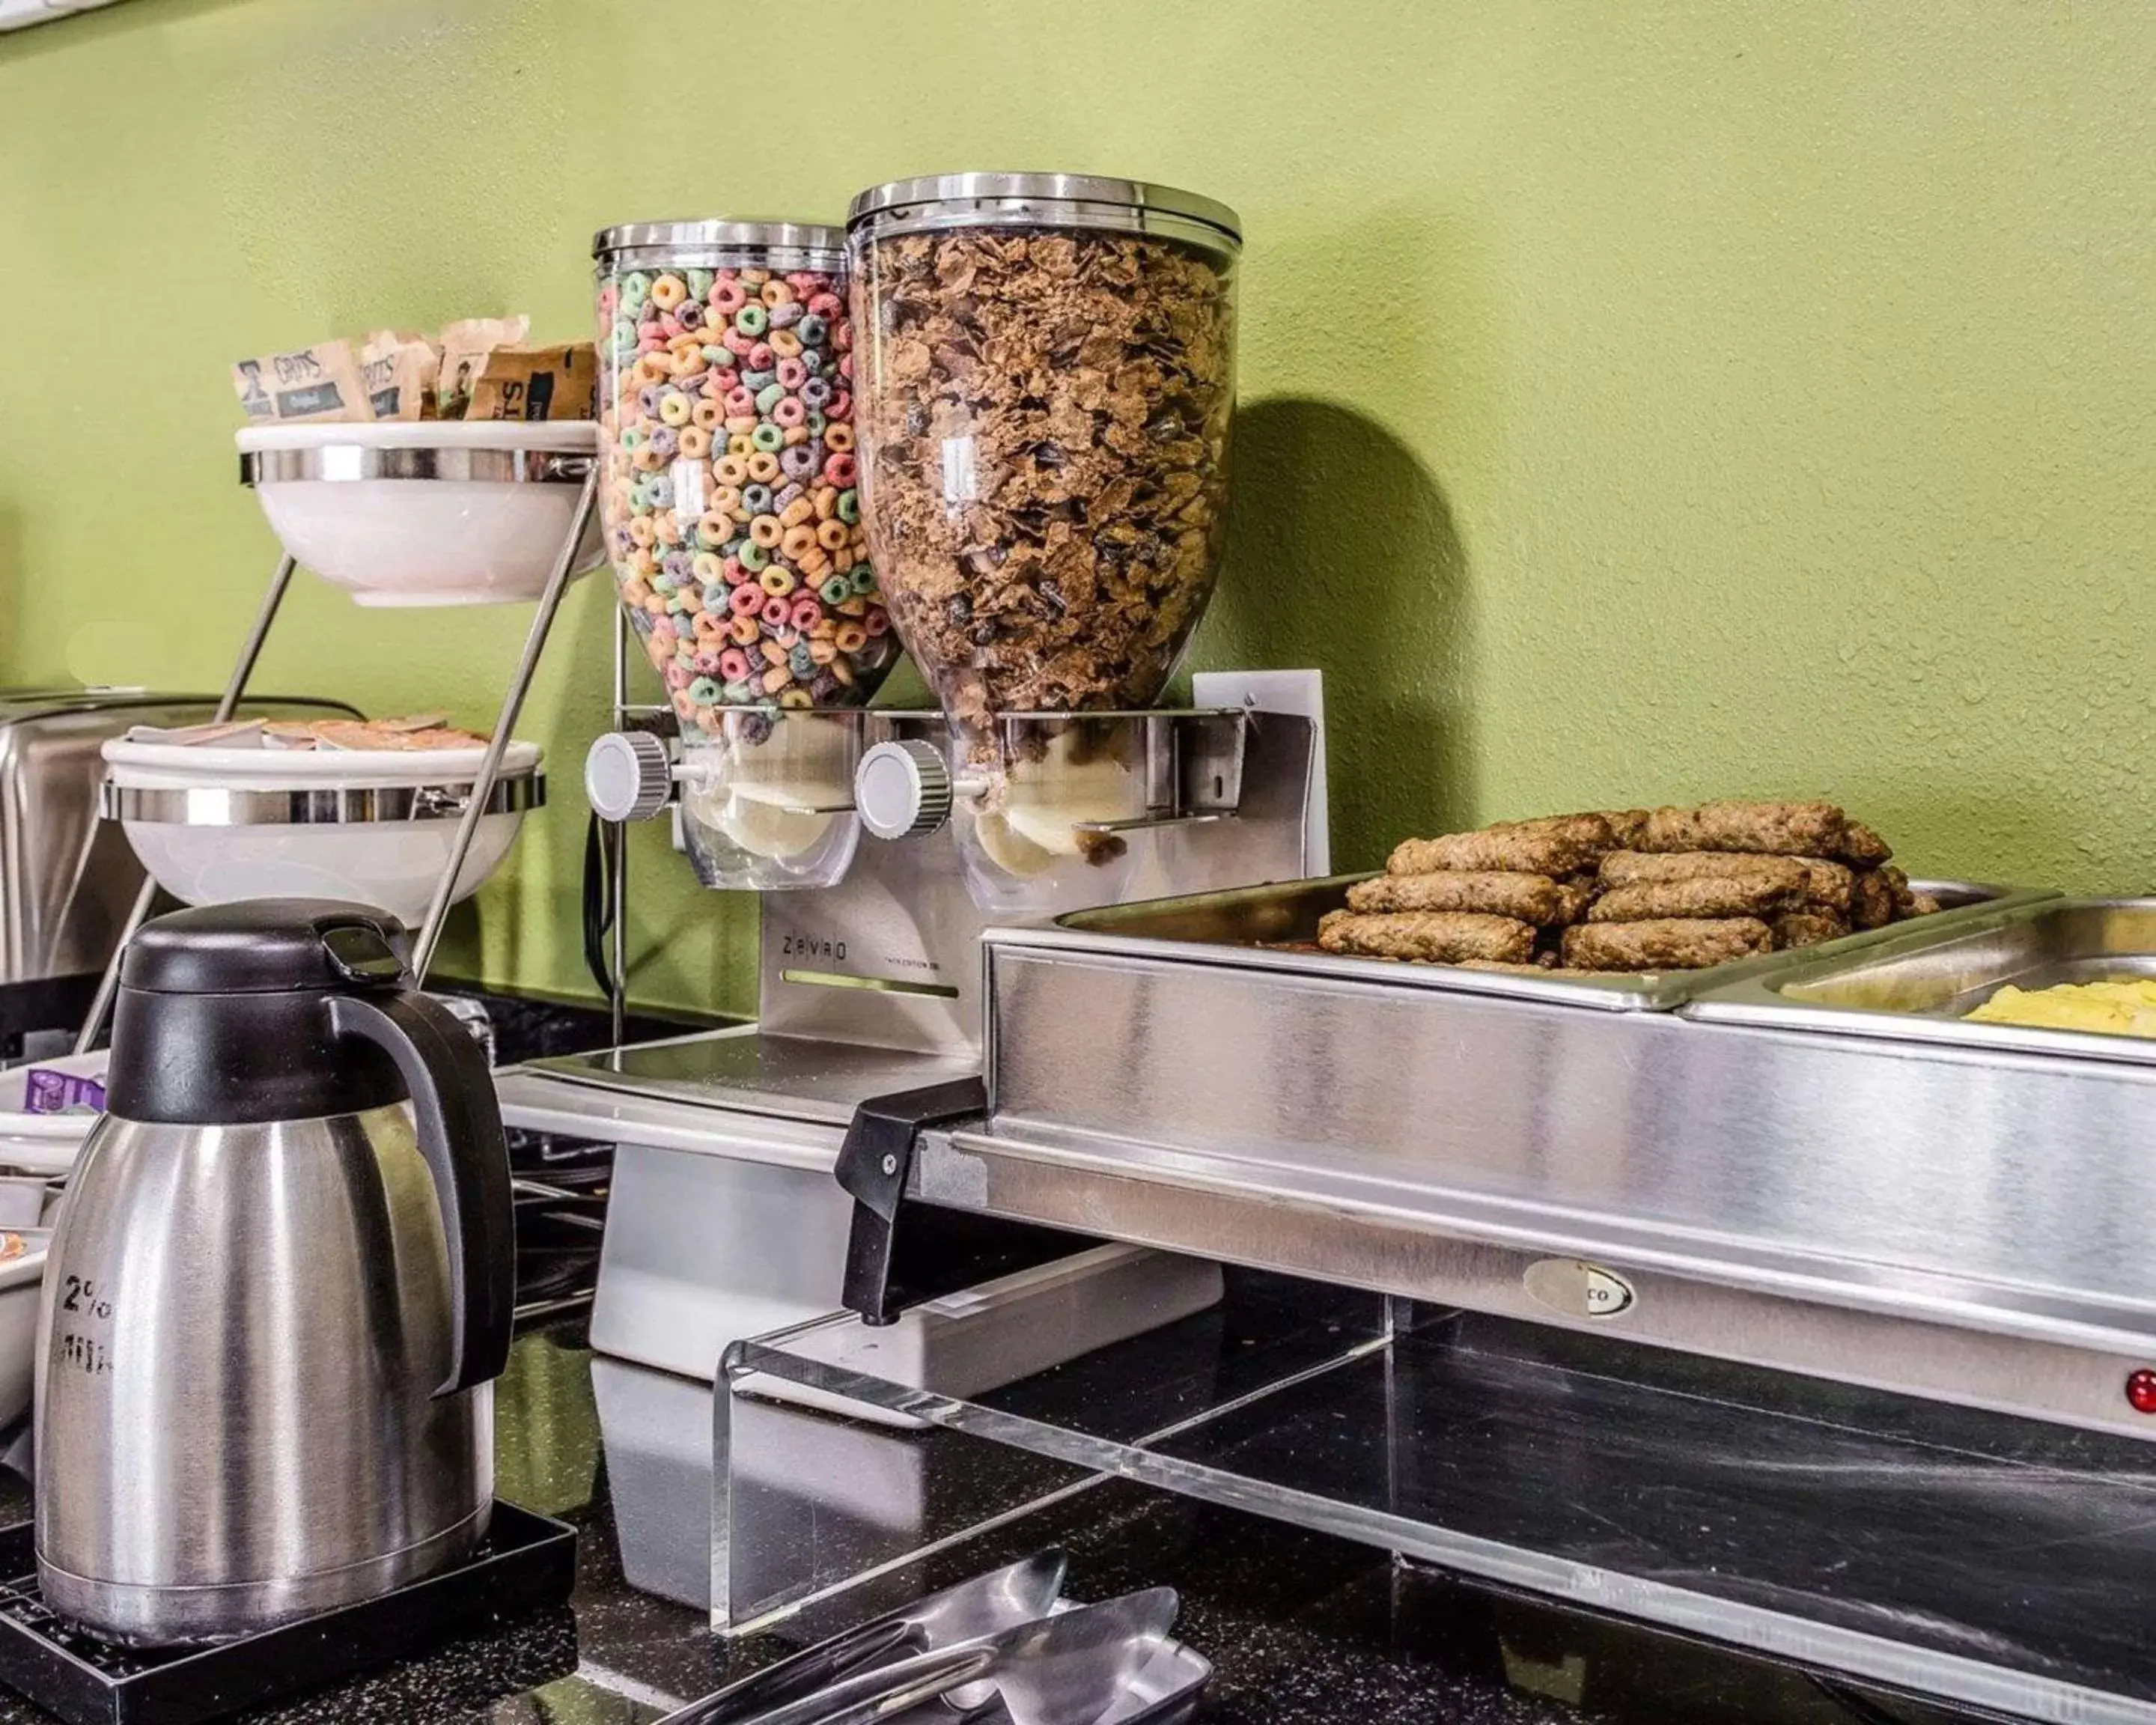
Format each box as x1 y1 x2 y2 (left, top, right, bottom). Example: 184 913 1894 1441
596 258 894 726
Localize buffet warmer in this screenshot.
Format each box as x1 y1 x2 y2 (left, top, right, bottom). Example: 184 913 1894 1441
714 883 2156 1725
929 880 2156 1435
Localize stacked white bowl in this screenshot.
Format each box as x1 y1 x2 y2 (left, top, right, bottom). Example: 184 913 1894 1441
100 736 545 928
236 421 603 606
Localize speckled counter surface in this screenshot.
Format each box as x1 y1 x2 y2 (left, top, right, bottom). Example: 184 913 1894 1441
0 1319 2008 1725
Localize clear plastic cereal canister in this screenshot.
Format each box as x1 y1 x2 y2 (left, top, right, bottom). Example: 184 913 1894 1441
593 220 898 731
846 174 1241 743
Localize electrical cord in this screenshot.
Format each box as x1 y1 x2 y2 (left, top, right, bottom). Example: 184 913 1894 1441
581 812 615 1000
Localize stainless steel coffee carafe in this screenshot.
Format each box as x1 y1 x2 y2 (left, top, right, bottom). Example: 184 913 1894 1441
35 900 516 1646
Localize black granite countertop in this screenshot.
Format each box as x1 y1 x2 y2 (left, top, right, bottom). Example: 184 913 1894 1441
0 1315 2021 1725
0 990 2105 1723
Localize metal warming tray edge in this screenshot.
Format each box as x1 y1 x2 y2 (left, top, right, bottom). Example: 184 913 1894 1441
1685 895 2156 1064
1043 874 2049 1011
966 869 2156 1432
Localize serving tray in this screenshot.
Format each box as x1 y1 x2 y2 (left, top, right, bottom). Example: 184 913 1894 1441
0 1504 574 1725
1685 895 2156 1064
1045 874 2044 1011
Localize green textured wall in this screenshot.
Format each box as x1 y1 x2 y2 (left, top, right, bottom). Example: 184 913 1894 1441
3 1 2152 1017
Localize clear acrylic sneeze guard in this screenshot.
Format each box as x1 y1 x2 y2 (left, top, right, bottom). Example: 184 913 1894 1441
721 1264 2156 1724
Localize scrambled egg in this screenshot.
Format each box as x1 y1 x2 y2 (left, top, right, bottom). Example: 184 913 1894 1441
1965 979 2156 1038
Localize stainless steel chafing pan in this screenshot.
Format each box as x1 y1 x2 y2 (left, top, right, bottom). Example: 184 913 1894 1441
1048 874 2047 1012
1687 896 2156 1064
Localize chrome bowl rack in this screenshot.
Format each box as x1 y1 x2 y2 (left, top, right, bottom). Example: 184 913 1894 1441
72 437 600 1051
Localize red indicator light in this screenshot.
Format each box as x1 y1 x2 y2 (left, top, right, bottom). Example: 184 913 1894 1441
2127 1369 2156 1415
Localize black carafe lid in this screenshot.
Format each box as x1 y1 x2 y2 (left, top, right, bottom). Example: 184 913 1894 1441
121 900 409 994
106 899 416 1126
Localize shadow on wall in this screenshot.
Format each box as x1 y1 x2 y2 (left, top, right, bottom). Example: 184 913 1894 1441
1196 398 1474 871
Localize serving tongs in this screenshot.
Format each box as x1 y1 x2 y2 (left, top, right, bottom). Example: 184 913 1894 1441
657 1553 1068 1724
728 1588 1182 1725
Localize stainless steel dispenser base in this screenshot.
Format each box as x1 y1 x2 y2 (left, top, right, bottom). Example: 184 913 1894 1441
519 678 1326 1616
499 1032 978 1383
594 1140 856 1383
499 1038 1227 1390
502 684 1325 1384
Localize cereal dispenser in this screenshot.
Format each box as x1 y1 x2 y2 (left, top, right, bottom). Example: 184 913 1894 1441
585 180 1266 916
847 172 1246 914
593 219 896 724
848 173 1237 729
505 185 1322 1393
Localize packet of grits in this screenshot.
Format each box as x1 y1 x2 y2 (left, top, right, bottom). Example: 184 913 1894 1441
435 314 531 419
231 339 372 424
465 342 598 422
358 329 441 422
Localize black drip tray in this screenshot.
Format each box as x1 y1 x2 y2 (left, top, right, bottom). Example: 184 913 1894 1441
0 1503 575 1725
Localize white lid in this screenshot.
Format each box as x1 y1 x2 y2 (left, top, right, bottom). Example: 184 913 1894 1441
855 739 952 841
103 737 543 790
236 421 597 454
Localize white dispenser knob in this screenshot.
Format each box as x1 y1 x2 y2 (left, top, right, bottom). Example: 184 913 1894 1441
585 731 674 822
856 739 954 840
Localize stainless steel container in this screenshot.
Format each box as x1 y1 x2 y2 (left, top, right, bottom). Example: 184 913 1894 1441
1685 895 2156 1061
36 900 514 1645
1049 873 2045 1010
0 688 352 1008
948 872 2156 1438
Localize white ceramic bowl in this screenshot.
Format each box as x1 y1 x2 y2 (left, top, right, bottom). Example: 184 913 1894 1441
0 1052 106 1176
238 422 604 606
103 738 543 928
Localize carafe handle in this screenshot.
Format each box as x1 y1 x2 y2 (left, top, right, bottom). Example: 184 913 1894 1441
329 991 516 1396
